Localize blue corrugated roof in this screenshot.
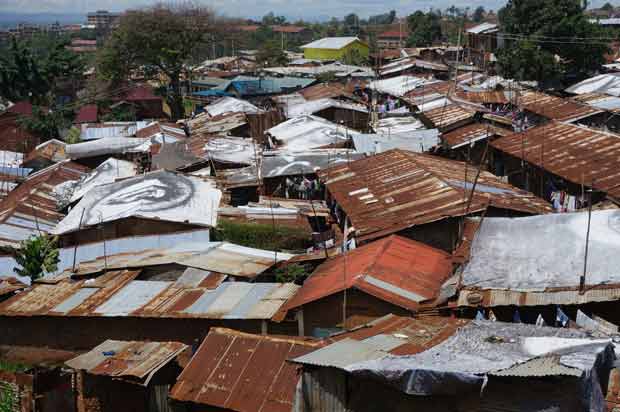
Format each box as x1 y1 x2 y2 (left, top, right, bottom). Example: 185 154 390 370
227 76 316 96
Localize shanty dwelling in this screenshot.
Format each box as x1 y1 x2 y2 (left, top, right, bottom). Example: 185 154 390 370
0 263 300 350
456 210 620 325
280 235 454 336
187 112 251 138
260 149 364 201
300 37 369 62
0 151 32 200
438 123 503 165
0 160 90 249
66 340 188 412
21 139 68 171
169 328 322 412
465 22 501 67
185 135 261 206
516 90 605 127
51 170 222 247
0 345 78 412
64 137 155 170
488 122 620 210
283 98 370 132
0 102 41 153
291 318 615 412
379 57 450 80
318 149 552 252
265 115 359 152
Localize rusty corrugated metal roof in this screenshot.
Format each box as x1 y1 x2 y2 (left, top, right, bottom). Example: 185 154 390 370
441 123 498 149
66 340 187 386
0 160 89 247
490 121 620 201
330 314 468 355
519 91 602 122
169 327 321 411
318 149 551 242
0 277 27 297
0 270 298 321
456 90 509 104
282 235 454 312
420 103 476 130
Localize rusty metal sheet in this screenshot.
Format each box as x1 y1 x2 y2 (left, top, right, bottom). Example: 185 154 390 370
66 339 187 386
491 121 620 201
421 104 476 130
282 235 453 313
0 161 89 247
318 149 551 242
442 123 497 149
170 328 320 412
456 90 509 105
519 91 602 122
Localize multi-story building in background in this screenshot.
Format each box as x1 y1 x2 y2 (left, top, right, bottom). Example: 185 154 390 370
87 10 121 30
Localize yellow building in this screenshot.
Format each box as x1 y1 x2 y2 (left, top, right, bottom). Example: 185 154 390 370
301 37 369 61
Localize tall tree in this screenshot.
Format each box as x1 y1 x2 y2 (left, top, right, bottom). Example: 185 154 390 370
256 40 288 67
97 3 215 120
473 6 486 22
497 0 608 83
0 36 83 104
407 11 442 47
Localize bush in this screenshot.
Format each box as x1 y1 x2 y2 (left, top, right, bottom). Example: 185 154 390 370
213 220 311 252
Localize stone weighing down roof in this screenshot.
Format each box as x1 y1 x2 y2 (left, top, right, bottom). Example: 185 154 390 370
458 210 620 307
170 328 321 412
52 170 222 234
282 235 454 312
319 149 551 242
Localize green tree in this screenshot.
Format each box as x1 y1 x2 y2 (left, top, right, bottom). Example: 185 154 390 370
274 263 308 284
0 36 83 104
17 105 71 141
13 234 60 281
473 6 486 22
342 48 367 65
262 12 286 25
256 40 289 67
497 0 608 82
601 2 614 12
407 11 442 47
97 4 214 120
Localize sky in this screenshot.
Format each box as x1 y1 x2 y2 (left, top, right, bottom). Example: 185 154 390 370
0 0 618 21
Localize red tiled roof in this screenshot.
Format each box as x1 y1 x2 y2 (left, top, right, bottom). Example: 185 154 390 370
170 328 321 412
236 25 260 32
282 235 454 312
74 104 98 124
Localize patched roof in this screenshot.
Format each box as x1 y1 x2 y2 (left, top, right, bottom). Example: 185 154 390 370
282 235 454 312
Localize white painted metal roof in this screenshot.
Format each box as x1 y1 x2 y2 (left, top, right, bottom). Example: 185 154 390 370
301 37 360 50
466 22 499 34
52 170 222 234
204 137 259 165
66 137 151 159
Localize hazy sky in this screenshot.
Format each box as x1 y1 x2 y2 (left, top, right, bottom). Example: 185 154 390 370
0 0 617 20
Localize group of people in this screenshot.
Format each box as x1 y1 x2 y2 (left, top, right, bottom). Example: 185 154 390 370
283 176 322 200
